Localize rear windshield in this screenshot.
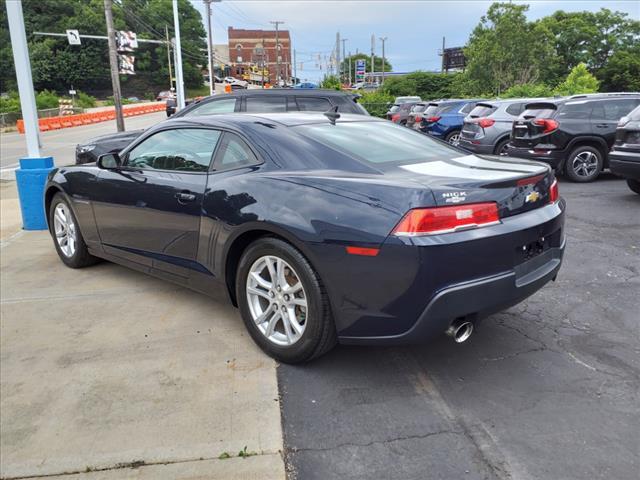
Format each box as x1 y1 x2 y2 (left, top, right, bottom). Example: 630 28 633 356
468 104 497 118
389 105 400 113
520 105 557 119
412 104 427 113
423 105 441 117
294 121 463 165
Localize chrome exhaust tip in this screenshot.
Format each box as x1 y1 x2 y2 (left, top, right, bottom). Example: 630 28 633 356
446 320 474 344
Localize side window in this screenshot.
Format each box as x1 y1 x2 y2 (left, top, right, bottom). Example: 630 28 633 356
506 103 523 116
296 97 332 112
213 133 259 171
126 129 221 172
245 96 287 113
186 98 237 116
460 102 476 114
603 99 640 121
559 102 593 120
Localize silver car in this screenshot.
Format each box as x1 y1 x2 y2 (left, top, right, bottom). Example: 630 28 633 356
459 98 547 155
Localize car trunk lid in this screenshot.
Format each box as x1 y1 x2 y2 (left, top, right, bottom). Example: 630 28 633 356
511 102 559 148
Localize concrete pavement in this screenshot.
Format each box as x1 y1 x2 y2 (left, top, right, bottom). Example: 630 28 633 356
0 184 285 478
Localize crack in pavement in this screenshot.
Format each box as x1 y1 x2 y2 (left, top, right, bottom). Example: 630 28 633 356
0 451 282 480
287 428 463 454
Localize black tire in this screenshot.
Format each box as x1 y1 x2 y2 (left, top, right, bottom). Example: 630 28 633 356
49 193 98 268
494 138 510 156
627 179 640 195
445 130 461 146
564 145 603 182
236 237 337 364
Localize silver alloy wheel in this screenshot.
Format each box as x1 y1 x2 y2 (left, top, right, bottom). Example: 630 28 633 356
53 203 77 257
571 151 598 178
246 255 308 346
448 132 460 146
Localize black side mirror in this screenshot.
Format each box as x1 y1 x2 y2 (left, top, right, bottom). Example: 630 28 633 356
97 153 121 169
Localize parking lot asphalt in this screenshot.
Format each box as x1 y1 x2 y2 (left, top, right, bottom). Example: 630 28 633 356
0 224 285 478
279 174 640 480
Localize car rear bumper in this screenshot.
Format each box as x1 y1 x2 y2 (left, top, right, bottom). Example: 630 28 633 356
505 145 566 168
609 150 640 180
337 201 566 345
458 138 495 155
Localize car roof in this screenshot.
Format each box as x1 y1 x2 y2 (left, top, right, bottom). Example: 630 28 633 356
208 89 356 97
533 93 640 106
163 112 382 129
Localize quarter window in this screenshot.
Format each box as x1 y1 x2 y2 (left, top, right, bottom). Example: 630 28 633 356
505 103 524 116
126 129 221 172
213 133 259 171
559 102 592 119
245 96 287 113
186 98 237 116
296 97 332 111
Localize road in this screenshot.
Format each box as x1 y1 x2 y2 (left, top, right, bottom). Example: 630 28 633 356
0 111 166 179
279 175 640 480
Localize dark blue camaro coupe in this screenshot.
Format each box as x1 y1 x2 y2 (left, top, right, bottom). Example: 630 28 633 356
45 112 565 363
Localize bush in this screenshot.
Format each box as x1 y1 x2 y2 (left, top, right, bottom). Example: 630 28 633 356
0 92 21 114
105 96 133 106
358 91 394 118
554 63 599 96
501 83 553 98
75 91 97 109
35 89 60 110
320 75 341 91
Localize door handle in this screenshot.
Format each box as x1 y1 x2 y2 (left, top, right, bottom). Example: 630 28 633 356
175 191 196 203
595 123 609 128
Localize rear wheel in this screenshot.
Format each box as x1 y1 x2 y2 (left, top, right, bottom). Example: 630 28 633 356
49 193 98 268
494 138 510 156
627 179 640 195
445 130 461 146
565 146 603 182
236 237 337 364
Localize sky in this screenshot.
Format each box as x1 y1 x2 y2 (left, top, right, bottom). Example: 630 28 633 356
189 0 640 82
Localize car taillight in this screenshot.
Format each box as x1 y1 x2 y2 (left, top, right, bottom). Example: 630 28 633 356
477 118 495 128
534 118 559 133
415 115 422 122
549 179 559 203
391 114 400 122
426 116 441 123
392 203 500 236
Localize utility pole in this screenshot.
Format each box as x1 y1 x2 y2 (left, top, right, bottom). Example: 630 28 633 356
261 36 266 88
348 51 352 86
293 48 297 86
341 38 348 84
441 36 446 73
165 25 173 91
270 21 284 87
370 34 375 84
335 32 341 81
173 0 185 109
379 37 387 85
104 0 124 131
204 0 214 96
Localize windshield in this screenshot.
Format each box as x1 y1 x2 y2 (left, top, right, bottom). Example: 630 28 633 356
388 105 401 113
294 121 464 165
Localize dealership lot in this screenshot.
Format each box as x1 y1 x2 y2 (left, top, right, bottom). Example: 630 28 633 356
279 174 639 480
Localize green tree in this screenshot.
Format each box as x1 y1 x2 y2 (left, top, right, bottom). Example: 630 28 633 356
463 2 555 95
358 91 394 118
553 63 600 96
501 83 553 98
341 53 391 83
598 47 640 92
381 71 460 100
320 74 341 90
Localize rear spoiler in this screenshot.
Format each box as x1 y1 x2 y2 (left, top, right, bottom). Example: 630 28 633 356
524 102 558 110
475 102 496 109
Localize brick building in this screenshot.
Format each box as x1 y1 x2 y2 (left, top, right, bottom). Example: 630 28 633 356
227 27 291 85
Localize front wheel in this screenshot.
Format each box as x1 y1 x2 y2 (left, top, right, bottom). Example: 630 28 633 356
627 179 640 195
445 130 461 146
565 146 603 182
236 237 337 364
49 193 98 268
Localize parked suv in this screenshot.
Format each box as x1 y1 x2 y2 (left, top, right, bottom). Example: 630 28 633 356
507 94 640 182
386 102 418 125
609 104 640 194
460 98 547 155
406 102 428 129
417 99 484 145
76 90 368 164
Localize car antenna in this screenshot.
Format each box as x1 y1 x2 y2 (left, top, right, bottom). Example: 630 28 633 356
323 105 340 125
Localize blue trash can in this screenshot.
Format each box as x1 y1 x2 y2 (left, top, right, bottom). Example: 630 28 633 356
15 157 54 230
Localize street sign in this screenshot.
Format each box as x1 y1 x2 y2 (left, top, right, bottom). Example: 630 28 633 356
68 89 77 95
66 29 81 45
116 31 138 51
118 55 135 75
442 47 466 70
355 59 365 81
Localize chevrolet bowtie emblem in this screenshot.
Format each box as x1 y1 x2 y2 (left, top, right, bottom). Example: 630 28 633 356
525 191 540 203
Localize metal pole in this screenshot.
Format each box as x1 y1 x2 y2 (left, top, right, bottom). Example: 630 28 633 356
441 36 445 73
270 21 284 87
6 0 40 157
293 48 297 86
379 37 387 85
348 51 352 86
204 0 214 96
341 38 348 84
165 25 173 90
173 0 185 109
104 0 124 131
335 32 340 81
370 34 375 83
